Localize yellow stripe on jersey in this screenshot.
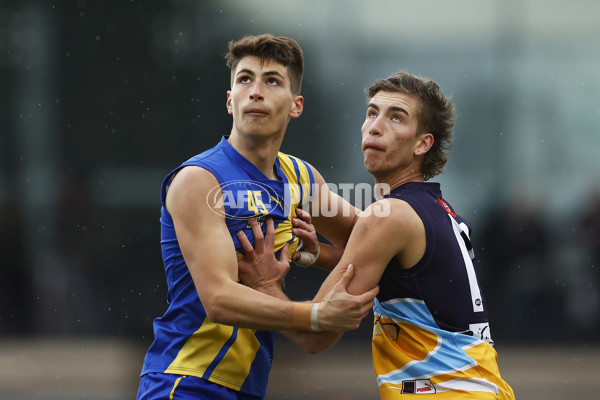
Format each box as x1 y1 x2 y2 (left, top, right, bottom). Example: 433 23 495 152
165 317 233 375
462 342 515 398
209 327 261 389
275 153 312 260
373 315 441 386
165 319 265 391
277 153 312 208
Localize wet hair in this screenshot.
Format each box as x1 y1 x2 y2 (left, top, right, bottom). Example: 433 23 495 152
225 33 304 95
367 71 456 180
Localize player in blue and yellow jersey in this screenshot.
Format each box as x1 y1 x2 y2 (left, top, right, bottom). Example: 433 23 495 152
136 34 378 400
243 71 515 399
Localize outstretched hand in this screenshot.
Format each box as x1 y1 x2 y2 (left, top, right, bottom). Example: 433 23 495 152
316 264 379 332
237 218 290 293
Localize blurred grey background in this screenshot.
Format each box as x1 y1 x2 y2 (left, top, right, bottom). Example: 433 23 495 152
1 0 599 399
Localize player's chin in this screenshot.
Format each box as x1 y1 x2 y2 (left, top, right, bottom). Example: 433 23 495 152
363 160 379 175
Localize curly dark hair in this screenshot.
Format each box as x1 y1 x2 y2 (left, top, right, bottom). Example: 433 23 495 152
366 72 456 180
225 33 304 95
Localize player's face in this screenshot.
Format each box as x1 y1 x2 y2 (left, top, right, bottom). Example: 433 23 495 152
361 91 431 181
227 56 303 139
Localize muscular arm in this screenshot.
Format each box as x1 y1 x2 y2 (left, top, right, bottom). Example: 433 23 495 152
304 198 426 351
168 166 375 332
168 166 297 330
238 198 421 353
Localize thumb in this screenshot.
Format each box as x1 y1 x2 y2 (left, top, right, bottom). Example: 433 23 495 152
336 264 354 288
291 251 300 262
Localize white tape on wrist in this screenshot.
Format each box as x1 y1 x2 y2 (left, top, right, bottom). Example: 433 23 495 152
295 244 320 268
310 303 320 332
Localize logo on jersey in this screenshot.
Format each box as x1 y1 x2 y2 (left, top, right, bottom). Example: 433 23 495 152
244 214 267 229
206 180 282 219
402 379 436 394
374 315 401 341
469 322 493 344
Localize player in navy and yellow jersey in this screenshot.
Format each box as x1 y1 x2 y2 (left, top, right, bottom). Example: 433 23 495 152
137 34 378 400
243 71 515 399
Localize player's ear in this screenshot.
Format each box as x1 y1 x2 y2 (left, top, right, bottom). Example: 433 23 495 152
289 95 304 119
414 133 434 156
226 91 233 115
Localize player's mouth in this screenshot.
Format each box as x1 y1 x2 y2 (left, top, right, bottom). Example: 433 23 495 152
362 142 384 152
245 108 269 116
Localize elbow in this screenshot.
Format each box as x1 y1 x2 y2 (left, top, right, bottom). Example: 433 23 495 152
204 302 225 324
305 344 329 355
203 293 232 325
301 337 335 354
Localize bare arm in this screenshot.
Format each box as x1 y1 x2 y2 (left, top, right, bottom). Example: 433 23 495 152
237 214 378 352
169 165 374 332
168 166 295 330
307 164 360 248
291 207 344 271
315 198 424 297
303 198 425 351
289 164 360 270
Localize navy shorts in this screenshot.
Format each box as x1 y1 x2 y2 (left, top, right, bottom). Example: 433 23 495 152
137 373 264 400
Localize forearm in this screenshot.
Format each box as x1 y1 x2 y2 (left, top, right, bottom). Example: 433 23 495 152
312 243 344 271
280 330 343 354
204 280 313 331
254 281 344 353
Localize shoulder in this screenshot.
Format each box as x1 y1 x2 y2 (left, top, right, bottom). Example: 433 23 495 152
166 166 222 212
357 198 423 236
170 165 219 191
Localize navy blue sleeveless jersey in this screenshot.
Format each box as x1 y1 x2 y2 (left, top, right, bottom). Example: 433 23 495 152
139 136 315 398
373 182 514 399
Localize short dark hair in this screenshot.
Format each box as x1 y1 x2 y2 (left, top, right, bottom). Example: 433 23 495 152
225 34 304 95
367 72 456 180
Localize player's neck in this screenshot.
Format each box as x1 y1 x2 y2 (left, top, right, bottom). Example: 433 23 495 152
228 132 283 180
375 169 424 193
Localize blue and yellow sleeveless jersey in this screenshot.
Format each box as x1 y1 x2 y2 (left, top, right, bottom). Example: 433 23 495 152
140 136 315 397
373 182 515 399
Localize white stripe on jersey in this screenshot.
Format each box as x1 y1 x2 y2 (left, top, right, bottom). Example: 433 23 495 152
448 215 484 313
435 377 500 394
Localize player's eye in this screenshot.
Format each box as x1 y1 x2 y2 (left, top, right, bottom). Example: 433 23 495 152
392 115 402 122
267 77 279 85
239 76 251 84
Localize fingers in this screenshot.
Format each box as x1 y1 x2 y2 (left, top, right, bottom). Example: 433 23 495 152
362 285 380 301
279 242 290 263
292 215 313 233
292 225 313 243
355 286 378 317
353 285 378 309
295 207 312 224
249 218 264 252
236 229 254 255
264 217 275 250
238 217 290 258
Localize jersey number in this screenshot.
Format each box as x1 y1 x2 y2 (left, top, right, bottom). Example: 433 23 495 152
247 190 268 215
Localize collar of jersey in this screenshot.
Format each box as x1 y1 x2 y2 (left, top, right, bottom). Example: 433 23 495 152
219 135 286 183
